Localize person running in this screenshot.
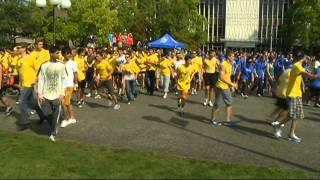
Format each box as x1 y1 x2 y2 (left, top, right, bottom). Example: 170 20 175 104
176 55 196 114
304 62 320 107
238 59 255 99
85 47 96 98
60 47 78 128
74 48 87 108
94 50 120 110
280 51 320 143
37 46 67 142
0 61 13 116
190 50 203 95
159 52 173 99
122 51 140 104
203 51 220 106
145 49 159 96
211 50 238 126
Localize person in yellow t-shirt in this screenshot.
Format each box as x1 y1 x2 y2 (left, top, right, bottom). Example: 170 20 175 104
123 51 140 104
277 52 320 143
145 49 159 95
176 55 196 114
159 54 173 99
135 50 147 89
0 57 13 116
95 50 120 110
29 39 50 74
74 48 87 108
211 50 238 126
9 51 21 96
190 50 203 95
203 51 220 107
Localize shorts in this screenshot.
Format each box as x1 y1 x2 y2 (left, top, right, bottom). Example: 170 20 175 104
275 97 289 110
86 69 94 82
14 75 19 84
64 87 74 106
100 80 114 95
204 73 219 87
0 88 6 97
78 80 86 90
214 88 233 107
193 72 200 81
289 97 304 119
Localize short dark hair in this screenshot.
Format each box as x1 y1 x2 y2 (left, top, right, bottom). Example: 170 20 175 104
35 38 45 44
77 47 85 55
61 47 72 56
49 46 60 54
226 49 233 57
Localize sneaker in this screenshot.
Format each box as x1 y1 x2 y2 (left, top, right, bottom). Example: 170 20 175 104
15 101 19 105
85 93 91 97
273 127 282 138
94 94 101 99
315 103 320 108
194 89 198 95
241 93 244 97
257 93 261 97
244 95 249 99
127 101 131 105
210 120 222 126
208 101 213 107
6 107 13 116
49 135 56 142
69 118 77 124
271 121 280 126
30 110 36 115
113 104 120 110
203 100 208 106
60 120 70 128
178 99 182 107
288 134 302 143
163 93 167 99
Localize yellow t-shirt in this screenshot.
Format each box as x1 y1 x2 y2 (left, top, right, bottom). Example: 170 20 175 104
30 49 50 73
204 57 219 73
177 64 196 91
276 69 291 98
19 55 36 88
147 53 159 71
0 52 11 69
159 58 173 76
216 60 232 90
9 55 20 75
74 55 86 81
135 55 147 72
286 61 305 98
192 56 203 72
123 61 140 74
95 59 115 80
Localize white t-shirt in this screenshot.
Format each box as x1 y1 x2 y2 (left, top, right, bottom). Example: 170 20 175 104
63 60 78 88
315 60 320 69
174 60 185 70
38 61 67 100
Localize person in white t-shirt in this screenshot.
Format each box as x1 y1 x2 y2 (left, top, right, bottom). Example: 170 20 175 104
60 47 78 128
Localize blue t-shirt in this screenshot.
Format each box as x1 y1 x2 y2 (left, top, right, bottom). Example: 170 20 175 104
241 65 254 81
283 58 292 70
311 68 320 89
275 57 284 74
255 60 266 79
108 33 113 42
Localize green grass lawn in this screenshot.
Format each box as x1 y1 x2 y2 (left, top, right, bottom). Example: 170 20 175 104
0 130 314 179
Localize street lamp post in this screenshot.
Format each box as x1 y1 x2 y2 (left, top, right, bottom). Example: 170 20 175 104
36 0 71 46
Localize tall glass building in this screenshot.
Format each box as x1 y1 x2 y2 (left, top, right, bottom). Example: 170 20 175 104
199 0 292 51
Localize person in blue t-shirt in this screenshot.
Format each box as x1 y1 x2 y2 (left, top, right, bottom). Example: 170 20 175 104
304 64 320 107
238 59 255 98
252 55 267 96
274 54 284 80
108 32 114 48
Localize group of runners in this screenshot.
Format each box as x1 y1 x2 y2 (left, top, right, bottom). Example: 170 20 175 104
1 38 320 142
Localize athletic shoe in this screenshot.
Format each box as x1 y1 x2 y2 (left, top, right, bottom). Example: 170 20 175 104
244 95 249 99
60 120 70 128
94 94 101 99
210 120 222 126
6 107 13 116
85 93 91 97
177 99 182 107
127 101 131 105
15 101 19 105
271 121 280 126
288 134 302 143
208 101 213 107
113 104 120 110
257 94 261 97
273 127 282 138
315 103 320 108
163 93 167 99
49 135 56 142
30 110 36 115
241 93 244 97
69 118 77 124
203 99 208 106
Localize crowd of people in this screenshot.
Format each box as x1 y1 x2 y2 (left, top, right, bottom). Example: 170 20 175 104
1 37 320 143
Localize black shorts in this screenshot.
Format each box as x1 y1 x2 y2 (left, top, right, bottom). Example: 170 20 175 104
14 75 19 84
99 80 114 95
275 97 289 110
78 80 86 90
204 73 219 87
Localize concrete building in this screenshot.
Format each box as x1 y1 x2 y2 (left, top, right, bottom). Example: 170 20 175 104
199 0 292 51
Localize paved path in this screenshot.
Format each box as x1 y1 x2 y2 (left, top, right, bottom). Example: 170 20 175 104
1 91 319 174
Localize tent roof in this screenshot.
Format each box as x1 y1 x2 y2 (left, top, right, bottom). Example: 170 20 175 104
148 33 186 49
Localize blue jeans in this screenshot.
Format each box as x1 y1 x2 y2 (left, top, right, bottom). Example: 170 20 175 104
19 87 36 125
125 80 137 101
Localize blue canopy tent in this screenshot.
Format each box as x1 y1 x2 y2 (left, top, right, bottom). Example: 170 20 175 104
148 33 186 49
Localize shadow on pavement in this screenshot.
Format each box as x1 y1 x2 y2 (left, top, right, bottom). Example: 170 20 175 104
142 115 319 173
235 114 270 126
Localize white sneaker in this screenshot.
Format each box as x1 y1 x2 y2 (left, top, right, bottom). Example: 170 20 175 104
257 94 261 97
163 93 167 99
85 93 91 97
30 110 36 115
241 93 244 97
274 127 282 138
288 134 302 143
244 95 249 99
127 101 131 105
203 100 208 106
69 118 77 124
60 120 70 128
271 121 280 126
49 135 56 142
315 103 320 108
94 94 101 99
208 101 213 107
114 104 120 110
